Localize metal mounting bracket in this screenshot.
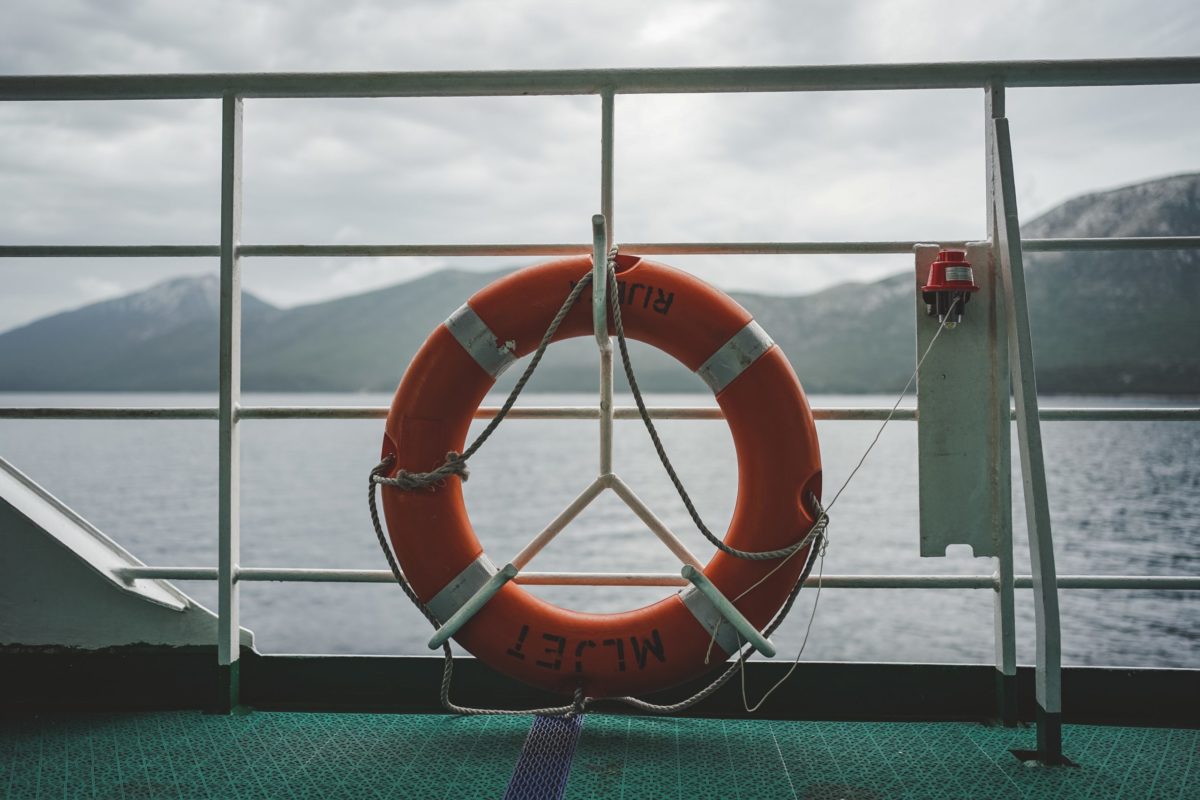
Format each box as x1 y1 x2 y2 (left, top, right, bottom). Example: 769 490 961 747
427 562 519 649
681 565 777 657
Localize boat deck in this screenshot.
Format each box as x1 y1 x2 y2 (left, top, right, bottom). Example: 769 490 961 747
2 710 1194 799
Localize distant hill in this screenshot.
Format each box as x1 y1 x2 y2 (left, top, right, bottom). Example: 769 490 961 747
1 174 1197 394
0 274 282 391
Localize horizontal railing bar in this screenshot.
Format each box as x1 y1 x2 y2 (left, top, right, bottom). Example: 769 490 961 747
244 405 702 420
0 245 220 258
626 237 1200 255
0 406 891 421
6 237 1200 260
239 568 387 583
111 565 1200 590
520 572 688 587
243 241 948 257
238 243 589 258
623 241 946 255
236 406 409 420
3 58 1199 101
0 407 219 420
118 566 219 581
817 575 994 589
1023 236 1200 252
3 406 1197 422
1037 408 1200 421
1023 575 1200 590
239 406 742 421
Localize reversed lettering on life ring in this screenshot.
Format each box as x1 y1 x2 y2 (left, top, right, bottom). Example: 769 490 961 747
381 254 822 697
504 624 667 673
570 279 675 315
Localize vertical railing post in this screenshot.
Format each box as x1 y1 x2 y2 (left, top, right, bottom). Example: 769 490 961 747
597 90 615 477
992 116 1067 765
600 91 614 243
985 82 1018 727
216 92 243 713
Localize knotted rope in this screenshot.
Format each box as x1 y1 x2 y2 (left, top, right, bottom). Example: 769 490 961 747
371 270 593 494
368 249 958 716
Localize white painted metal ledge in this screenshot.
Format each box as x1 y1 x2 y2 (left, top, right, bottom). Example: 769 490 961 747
109 565 1200 591
4 235 1200 260
2 58 1199 102
2 406 1196 422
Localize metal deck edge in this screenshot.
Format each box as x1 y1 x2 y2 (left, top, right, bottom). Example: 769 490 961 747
1 647 1196 728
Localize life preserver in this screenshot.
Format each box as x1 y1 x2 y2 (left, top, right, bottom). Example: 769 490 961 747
380 254 821 697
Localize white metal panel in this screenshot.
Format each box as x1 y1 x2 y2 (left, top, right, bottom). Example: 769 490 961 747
0 455 256 649
915 242 1011 559
110 565 1200 590
0 456 184 610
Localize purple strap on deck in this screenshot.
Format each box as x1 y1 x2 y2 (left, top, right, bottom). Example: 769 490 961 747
503 714 585 800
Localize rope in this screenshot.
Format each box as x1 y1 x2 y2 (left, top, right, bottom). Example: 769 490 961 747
369 459 585 717
366 251 823 716
738 546 827 713
605 253 820 561
600 520 825 715
623 295 961 715
368 249 958 717
369 451 823 717
368 270 600 716
698 292 961 671
372 273 595 493
603 287 960 715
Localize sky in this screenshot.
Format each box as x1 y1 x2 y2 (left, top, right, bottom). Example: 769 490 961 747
1 0 1198 331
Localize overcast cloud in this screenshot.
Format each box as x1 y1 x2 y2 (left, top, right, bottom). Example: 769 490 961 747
1 0 1198 330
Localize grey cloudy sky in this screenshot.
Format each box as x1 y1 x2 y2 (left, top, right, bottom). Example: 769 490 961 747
2 0 1198 331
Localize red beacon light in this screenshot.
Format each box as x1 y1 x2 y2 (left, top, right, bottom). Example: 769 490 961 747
921 249 980 326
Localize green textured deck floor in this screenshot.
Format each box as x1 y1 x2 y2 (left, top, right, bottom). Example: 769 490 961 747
1 711 1195 799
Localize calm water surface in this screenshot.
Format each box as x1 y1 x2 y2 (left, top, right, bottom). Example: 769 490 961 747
1 391 1196 668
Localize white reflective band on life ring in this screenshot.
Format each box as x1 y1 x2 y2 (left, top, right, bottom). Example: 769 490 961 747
426 553 499 624
445 303 517 377
695 320 775 393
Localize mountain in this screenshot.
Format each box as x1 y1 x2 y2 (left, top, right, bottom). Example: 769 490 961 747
1016 174 1200 393
0 274 281 391
1 174 1197 394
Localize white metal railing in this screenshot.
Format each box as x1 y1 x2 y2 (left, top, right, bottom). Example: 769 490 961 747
109 565 1200 591
2 405 1197 421
2 60 1199 740
4 235 1200 260
3 57 1199 100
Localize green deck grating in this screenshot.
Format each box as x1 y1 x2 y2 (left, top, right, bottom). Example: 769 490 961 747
1 711 1195 799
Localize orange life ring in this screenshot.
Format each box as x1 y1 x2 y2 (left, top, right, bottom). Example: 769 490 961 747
380 254 822 697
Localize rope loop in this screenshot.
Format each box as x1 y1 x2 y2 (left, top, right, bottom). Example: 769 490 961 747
568 687 588 718
373 272 594 497
365 251 859 717
372 450 470 491
606 247 822 562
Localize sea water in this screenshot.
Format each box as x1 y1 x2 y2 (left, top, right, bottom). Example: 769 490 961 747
1 391 1196 668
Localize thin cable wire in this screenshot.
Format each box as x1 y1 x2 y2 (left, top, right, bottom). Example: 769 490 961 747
728 297 963 712
607 255 819 561
823 295 960 512
731 293 960 608
599 523 825 715
739 551 827 713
